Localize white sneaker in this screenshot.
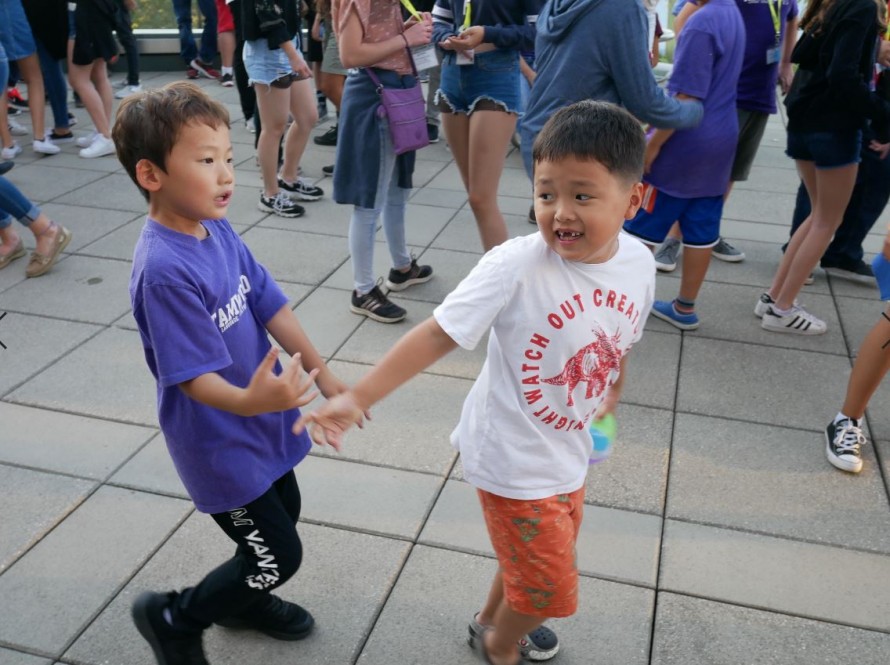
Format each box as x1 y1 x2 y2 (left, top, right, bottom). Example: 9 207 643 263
33 138 61 155
1 142 22 159
115 84 143 99
761 304 827 335
8 119 28 136
76 132 99 148
79 135 115 158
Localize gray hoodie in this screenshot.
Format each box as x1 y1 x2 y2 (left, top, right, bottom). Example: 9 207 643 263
522 0 703 138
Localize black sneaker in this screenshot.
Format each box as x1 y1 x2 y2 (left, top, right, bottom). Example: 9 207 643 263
350 285 407 323
258 192 305 218
277 176 324 201
825 417 866 473
385 257 433 291
132 591 209 665
215 594 314 641
313 124 338 146
220 72 234 87
822 260 876 286
47 130 75 143
427 123 440 143
322 164 334 176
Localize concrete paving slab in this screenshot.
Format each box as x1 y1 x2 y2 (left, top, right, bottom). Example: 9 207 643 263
0 255 132 325
733 164 802 196
667 413 890 552
723 190 797 227
308 359 468 474
836 295 887 357
0 465 95 572
419 479 662 587
717 218 802 245
584 402 673 516
0 402 153 479
23 150 123 174
4 163 110 203
677 337 852 431
828 271 883 302
66 517 410 665
241 226 349 285
108 433 188 499
297 455 442 539
333 299 488 381
0 648 51 665
40 203 141 255
651 592 890 665
73 218 144 261
865 378 890 442
431 208 535 254
52 174 147 214
410 186 467 209
291 287 364 359
390 247 485 305
8 327 158 426
321 240 436 293
0 486 191 655
742 145 796 171
620 330 681 411
660 520 890 632
0 313 100 397
359 545 654 665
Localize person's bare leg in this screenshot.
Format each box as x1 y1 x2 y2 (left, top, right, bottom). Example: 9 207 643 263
279 79 318 183
17 54 47 140
665 221 682 241
253 84 289 197
476 568 505 627
484 600 545 665
841 307 890 419
441 111 470 189
773 162 857 310
0 212 56 256
90 59 113 126
320 72 345 110
466 110 516 250
676 245 712 306
218 31 235 69
0 85 12 149
68 62 110 137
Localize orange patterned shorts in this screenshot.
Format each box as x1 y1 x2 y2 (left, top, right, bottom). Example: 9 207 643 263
477 487 585 618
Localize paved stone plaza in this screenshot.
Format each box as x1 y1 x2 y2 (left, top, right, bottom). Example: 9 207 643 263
1 72 889 664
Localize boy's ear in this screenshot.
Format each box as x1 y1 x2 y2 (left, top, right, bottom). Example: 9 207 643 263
624 181 644 220
136 158 164 193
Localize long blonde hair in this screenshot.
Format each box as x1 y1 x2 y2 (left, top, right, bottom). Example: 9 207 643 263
800 0 886 36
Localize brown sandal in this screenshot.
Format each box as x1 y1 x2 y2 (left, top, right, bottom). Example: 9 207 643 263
26 222 71 278
0 238 25 269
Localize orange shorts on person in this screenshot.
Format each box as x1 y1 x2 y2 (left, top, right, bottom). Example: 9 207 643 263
477 486 585 618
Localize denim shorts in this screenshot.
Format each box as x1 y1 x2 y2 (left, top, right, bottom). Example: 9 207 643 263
786 129 862 168
437 49 521 115
623 185 724 248
243 36 299 86
0 0 37 60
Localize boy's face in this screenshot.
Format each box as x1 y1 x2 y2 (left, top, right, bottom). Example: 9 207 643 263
147 122 234 228
533 157 642 264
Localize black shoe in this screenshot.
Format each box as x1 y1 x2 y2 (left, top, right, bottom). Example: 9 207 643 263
385 257 433 291
277 176 324 201
528 204 537 225
825 417 866 473
47 130 75 143
132 591 209 665
427 123 440 143
258 192 305 218
216 594 314 641
821 260 876 285
313 124 338 146
350 284 406 323
0 160 13 175
322 164 334 176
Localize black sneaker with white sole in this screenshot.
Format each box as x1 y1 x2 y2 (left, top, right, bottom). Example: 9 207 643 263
385 258 433 291
215 594 314 641
825 417 866 473
277 177 324 201
822 260 876 286
351 285 406 323
259 192 305 218
131 591 209 665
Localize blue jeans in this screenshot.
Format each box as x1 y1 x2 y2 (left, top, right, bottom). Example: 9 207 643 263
349 119 411 294
34 39 69 130
171 0 217 64
0 176 41 229
788 130 890 267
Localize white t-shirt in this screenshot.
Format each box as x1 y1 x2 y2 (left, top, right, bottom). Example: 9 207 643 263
433 233 655 500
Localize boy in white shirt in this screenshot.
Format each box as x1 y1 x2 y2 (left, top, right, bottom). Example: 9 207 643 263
297 100 655 665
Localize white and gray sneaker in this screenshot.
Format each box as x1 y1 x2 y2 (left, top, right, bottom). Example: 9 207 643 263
76 131 99 148
654 237 681 272
468 614 559 661
277 176 324 201
79 135 115 158
761 304 827 335
712 237 745 262
8 118 28 136
825 416 866 473
258 191 305 218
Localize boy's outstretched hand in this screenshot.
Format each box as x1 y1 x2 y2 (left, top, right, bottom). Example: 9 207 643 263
292 391 365 452
244 348 319 416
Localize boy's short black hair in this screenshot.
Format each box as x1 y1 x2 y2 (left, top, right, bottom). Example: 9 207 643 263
112 81 230 201
532 101 645 184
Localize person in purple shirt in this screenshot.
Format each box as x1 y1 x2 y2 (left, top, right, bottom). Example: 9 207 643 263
113 81 350 665
624 0 745 331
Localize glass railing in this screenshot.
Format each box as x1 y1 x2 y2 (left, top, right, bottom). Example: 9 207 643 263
131 0 206 30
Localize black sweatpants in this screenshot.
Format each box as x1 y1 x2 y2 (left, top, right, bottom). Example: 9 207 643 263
171 471 303 631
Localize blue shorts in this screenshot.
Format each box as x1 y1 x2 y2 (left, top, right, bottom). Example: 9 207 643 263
786 129 862 169
623 185 723 248
437 49 521 115
244 36 300 86
0 0 37 60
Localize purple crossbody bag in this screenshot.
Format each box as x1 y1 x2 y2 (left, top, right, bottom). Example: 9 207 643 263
364 48 430 155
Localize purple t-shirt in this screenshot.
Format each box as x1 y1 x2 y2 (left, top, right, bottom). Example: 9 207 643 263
737 0 799 113
130 218 311 514
646 0 745 199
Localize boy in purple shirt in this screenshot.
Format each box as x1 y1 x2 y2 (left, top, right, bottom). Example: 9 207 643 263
114 81 348 665
623 0 745 330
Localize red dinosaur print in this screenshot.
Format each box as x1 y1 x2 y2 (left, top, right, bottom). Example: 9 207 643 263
542 328 624 407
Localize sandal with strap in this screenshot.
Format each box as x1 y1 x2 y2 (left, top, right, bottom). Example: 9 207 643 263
0 237 26 269
26 222 71 278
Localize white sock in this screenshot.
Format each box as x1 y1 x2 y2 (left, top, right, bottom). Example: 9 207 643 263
222 66 233 76
771 305 793 317
836 411 858 426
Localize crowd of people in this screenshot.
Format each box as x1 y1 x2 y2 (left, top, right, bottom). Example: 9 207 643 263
2 0 890 664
